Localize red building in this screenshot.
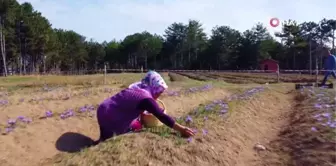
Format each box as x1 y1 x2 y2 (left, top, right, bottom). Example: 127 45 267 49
259 59 279 72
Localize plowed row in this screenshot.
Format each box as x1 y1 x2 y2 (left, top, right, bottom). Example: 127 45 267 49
176 72 321 84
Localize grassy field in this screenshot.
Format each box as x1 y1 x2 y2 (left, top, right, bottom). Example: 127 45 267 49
0 72 335 166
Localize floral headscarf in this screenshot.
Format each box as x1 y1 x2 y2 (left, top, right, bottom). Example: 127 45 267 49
129 71 168 97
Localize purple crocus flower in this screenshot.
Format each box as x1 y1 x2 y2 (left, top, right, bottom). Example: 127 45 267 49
329 122 336 128
5 127 13 133
324 104 332 108
311 127 317 132
22 118 32 123
187 137 192 143
205 105 212 111
220 109 228 114
60 109 75 119
192 129 198 133
219 103 229 109
79 106 87 112
314 104 322 109
17 116 25 121
45 111 53 117
7 119 16 125
60 114 66 119
68 110 74 116
202 129 208 135
185 116 192 123
0 100 9 105
316 117 324 121
167 91 179 96
213 100 223 104
322 112 331 118
88 105 95 111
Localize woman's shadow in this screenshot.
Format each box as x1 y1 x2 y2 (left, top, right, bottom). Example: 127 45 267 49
55 132 99 153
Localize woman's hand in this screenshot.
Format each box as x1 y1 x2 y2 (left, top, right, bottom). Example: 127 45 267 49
180 126 195 137
173 123 195 137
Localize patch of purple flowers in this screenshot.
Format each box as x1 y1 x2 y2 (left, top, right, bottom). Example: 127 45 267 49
16 116 32 124
183 86 265 143
45 110 53 118
186 84 212 94
78 104 96 117
78 104 95 113
302 87 336 132
1 103 98 136
166 91 179 96
41 104 97 120
60 109 75 119
0 99 9 106
166 84 213 97
1 116 32 135
228 87 265 101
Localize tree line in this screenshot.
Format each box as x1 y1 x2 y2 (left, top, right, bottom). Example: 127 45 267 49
0 0 335 76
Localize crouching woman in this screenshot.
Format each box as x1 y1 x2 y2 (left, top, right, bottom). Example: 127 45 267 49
96 71 195 142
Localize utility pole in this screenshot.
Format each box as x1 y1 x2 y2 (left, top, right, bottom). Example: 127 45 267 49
315 46 319 86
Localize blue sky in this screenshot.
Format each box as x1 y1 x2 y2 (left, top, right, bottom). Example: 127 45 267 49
18 0 336 43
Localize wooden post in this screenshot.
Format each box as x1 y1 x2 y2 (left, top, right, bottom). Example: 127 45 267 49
315 64 318 86
315 48 319 87
276 64 280 83
104 64 107 85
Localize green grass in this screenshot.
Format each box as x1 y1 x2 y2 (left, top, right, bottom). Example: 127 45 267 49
0 76 38 83
0 74 144 89
52 137 125 165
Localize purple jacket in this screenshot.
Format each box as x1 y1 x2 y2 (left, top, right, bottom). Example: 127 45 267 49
97 88 175 135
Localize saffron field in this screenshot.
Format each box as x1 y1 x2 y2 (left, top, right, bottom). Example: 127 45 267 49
0 72 335 166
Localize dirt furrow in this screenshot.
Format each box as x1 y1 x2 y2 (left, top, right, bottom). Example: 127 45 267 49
204 86 293 166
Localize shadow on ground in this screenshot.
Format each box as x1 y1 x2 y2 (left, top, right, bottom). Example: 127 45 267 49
55 132 97 153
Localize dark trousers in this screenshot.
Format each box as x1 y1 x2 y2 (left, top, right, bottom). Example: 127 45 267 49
96 104 118 142
96 104 138 142
98 122 136 142
321 70 336 85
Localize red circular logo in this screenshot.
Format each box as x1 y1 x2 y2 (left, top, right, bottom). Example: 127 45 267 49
270 18 280 27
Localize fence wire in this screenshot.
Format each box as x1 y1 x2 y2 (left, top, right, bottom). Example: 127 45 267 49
1 68 334 86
